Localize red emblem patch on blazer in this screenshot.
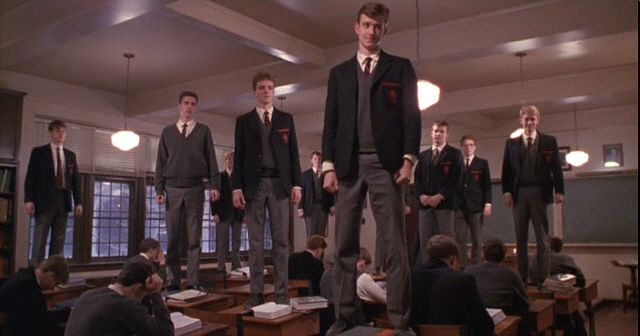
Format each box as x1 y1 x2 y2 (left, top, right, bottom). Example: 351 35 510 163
277 128 290 144
543 150 553 163
388 89 398 104
472 170 482 182
440 161 452 175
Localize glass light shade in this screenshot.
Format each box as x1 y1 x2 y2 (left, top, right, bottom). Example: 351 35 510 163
566 150 589 167
111 130 140 151
604 161 620 168
418 80 440 110
510 128 524 139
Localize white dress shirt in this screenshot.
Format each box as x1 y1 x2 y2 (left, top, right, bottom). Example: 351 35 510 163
176 119 196 137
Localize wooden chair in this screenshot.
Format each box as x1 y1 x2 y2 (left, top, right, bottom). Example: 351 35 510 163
611 260 638 313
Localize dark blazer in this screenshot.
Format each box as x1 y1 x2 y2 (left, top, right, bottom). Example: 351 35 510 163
0 267 70 335
288 250 324 296
501 132 564 204
322 51 421 179
414 144 464 210
299 169 334 214
410 258 494 336
232 108 302 199
24 144 82 214
457 157 492 213
211 171 244 222
465 262 530 316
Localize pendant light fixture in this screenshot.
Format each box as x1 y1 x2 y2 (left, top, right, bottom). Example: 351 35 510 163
510 52 527 139
415 0 440 110
565 103 589 167
111 53 140 151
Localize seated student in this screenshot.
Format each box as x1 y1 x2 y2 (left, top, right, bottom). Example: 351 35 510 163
126 238 167 285
531 236 586 288
410 235 494 336
356 247 386 304
466 239 529 316
0 255 70 336
288 235 327 295
319 258 336 336
64 260 173 336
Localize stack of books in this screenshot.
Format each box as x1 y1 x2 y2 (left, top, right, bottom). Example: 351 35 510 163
486 308 506 325
290 296 329 310
170 312 202 335
251 302 292 319
543 273 576 292
167 289 208 303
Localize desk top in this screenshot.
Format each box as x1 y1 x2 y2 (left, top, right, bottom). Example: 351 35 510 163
243 310 318 326
184 322 229 336
42 284 93 296
494 316 521 336
579 280 599 303
166 293 234 309
612 260 638 269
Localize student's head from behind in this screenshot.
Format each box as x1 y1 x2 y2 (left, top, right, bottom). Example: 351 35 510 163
224 151 235 171
549 236 564 253
139 238 162 261
117 260 157 300
519 105 540 136
355 2 390 53
48 120 67 145
482 239 506 263
306 235 328 260
310 151 322 169
427 235 460 270
36 255 70 290
178 91 199 122
252 71 276 107
460 135 477 158
431 121 449 147
356 247 372 273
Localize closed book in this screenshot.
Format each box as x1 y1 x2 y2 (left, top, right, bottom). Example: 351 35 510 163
290 296 328 310
486 308 507 325
252 302 292 319
167 289 207 302
171 312 202 335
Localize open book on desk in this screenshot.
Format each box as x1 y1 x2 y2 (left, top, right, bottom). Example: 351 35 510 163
167 289 207 303
486 308 506 325
229 266 269 277
170 312 202 335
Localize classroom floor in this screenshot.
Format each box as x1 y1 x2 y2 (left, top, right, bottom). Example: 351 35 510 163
592 302 638 336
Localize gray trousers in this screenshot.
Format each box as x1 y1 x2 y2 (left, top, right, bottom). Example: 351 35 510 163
514 187 550 284
333 154 410 329
418 208 454 263
31 191 68 265
217 216 243 271
305 203 328 237
246 177 290 296
166 185 204 287
454 209 483 266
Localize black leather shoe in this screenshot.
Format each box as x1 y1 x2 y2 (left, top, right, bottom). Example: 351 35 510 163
325 319 354 336
275 294 289 305
244 293 265 308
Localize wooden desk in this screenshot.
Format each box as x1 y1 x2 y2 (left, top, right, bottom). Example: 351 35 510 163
243 310 319 336
199 305 249 336
183 322 229 336
580 280 599 336
417 324 465 336
338 326 397 336
611 260 637 313
528 286 580 315
221 283 298 305
43 284 94 309
167 293 235 313
494 316 521 336
526 299 554 336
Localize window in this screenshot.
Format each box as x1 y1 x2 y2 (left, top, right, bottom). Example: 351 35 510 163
202 191 216 253
91 179 131 258
144 185 167 251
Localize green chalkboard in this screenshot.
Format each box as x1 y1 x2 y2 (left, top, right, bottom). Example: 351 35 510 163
562 175 638 244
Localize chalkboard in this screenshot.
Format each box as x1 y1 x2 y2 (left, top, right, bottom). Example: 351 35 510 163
562 175 638 244
482 184 553 244
481 175 638 244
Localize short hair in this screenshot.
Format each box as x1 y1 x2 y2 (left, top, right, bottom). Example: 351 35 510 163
307 235 328 250
549 236 564 253
358 247 372 265
519 105 540 118
357 2 390 26
178 91 198 103
432 120 449 130
252 71 276 91
426 235 459 260
310 151 322 158
38 255 70 284
138 238 160 253
482 239 506 263
460 135 477 146
48 120 67 132
117 260 153 287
